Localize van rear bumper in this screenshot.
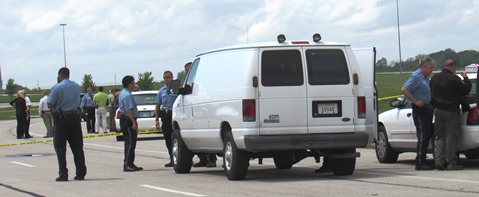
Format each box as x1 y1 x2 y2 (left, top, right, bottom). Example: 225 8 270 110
243 132 369 152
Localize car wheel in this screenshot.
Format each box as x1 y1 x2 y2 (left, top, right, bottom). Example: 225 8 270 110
172 129 192 173
273 151 294 170
375 125 399 163
331 149 356 176
223 132 249 180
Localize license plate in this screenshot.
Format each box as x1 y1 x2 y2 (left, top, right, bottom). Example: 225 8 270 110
139 111 151 118
317 103 338 115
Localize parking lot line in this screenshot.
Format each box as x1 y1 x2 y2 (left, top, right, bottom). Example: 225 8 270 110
357 171 479 185
139 184 206 196
10 161 35 168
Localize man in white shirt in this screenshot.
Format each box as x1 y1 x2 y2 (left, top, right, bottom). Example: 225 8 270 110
38 90 54 137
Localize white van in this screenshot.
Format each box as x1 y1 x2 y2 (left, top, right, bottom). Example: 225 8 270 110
170 34 377 180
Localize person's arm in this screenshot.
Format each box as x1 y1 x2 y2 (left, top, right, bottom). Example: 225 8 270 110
459 71 472 95
401 86 424 107
38 99 43 117
155 89 162 128
126 108 138 131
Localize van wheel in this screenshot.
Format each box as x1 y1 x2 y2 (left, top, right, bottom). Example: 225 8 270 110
223 132 249 180
331 149 356 176
375 125 399 163
273 151 294 169
172 130 193 173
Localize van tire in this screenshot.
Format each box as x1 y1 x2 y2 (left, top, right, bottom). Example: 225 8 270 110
273 151 294 169
375 125 399 163
172 130 193 173
331 149 356 176
223 132 249 180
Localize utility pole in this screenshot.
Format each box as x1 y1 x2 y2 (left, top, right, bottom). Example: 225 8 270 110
60 24 67 67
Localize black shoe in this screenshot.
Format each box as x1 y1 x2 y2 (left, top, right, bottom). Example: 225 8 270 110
193 161 207 167
436 164 446 171
124 166 143 172
55 176 68 182
73 176 85 180
415 163 434 170
206 160 217 168
446 163 463 170
164 162 173 167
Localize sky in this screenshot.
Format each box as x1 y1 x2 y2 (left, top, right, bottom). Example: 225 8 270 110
1 0 478 90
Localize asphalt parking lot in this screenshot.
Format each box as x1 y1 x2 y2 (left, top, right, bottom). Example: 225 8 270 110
2 118 479 197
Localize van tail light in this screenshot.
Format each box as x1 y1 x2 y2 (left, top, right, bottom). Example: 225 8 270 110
466 107 479 125
242 99 256 122
116 111 122 119
357 96 366 118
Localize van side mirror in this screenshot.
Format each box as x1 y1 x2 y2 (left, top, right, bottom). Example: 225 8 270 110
169 80 180 94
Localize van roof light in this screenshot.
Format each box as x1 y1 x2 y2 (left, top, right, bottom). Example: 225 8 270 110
313 33 321 42
277 34 286 43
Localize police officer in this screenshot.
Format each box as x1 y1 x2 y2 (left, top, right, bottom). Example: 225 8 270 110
155 71 178 167
81 86 96 133
119 75 143 172
47 67 87 181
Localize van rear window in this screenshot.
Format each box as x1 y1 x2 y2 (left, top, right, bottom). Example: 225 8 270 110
306 49 350 85
261 50 304 86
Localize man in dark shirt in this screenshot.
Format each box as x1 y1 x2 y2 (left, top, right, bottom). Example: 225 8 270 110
430 59 471 170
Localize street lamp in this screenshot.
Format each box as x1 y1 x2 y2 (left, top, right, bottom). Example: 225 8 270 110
60 24 67 67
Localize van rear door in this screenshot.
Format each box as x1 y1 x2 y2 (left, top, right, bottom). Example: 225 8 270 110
258 48 308 135
304 47 357 134
352 47 378 143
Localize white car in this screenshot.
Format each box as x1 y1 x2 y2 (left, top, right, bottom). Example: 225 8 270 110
375 72 479 163
115 90 159 140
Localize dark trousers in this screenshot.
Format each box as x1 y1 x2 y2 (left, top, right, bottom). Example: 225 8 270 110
161 111 173 162
85 107 96 133
26 110 30 135
120 115 137 167
412 104 434 165
15 114 28 138
109 107 118 131
54 113 87 178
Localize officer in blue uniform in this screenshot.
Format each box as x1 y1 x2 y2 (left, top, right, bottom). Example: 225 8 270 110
48 67 87 181
155 71 178 167
80 86 96 133
119 75 143 172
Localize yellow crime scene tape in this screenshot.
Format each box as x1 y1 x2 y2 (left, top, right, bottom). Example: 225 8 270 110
0 129 161 147
377 95 402 101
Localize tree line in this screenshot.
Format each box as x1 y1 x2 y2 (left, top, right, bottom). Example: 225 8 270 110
376 48 479 72
3 70 187 99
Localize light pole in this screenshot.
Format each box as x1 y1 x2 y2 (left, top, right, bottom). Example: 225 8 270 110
396 0 403 80
60 24 67 67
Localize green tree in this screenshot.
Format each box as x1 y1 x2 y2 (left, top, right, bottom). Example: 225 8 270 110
5 78 17 98
137 71 154 90
81 74 96 93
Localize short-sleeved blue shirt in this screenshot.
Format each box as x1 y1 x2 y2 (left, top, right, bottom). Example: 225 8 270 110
155 85 178 110
80 92 95 108
403 69 431 104
48 79 81 111
118 88 139 117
